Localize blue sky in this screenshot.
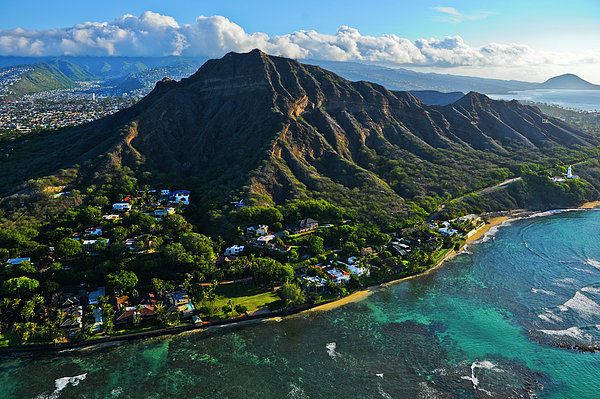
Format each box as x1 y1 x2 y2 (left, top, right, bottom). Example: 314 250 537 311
2 0 599 49
0 0 599 81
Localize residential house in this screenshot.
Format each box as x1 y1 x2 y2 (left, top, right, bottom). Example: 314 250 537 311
84 227 103 236
88 286 106 306
110 296 130 313
112 203 132 211
91 308 105 333
160 189 170 196
154 207 176 217
300 276 328 292
326 268 351 284
115 295 157 325
348 264 369 277
165 289 194 318
224 245 244 256
82 238 109 251
387 242 411 257
247 225 269 236
102 214 120 220
255 235 275 246
295 218 318 233
60 296 82 334
169 190 190 205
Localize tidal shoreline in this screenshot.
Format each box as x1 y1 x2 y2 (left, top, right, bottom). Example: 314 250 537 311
305 214 512 313
2 205 597 355
309 202 599 314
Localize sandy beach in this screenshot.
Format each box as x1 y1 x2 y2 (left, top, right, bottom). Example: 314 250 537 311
579 200 600 209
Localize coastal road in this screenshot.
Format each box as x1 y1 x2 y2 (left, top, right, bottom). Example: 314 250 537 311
428 177 522 221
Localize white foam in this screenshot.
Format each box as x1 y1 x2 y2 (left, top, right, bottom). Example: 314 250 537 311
461 361 496 396
539 326 588 340
326 342 339 359
36 373 87 399
377 383 393 399
288 383 310 399
581 286 600 295
585 258 600 270
418 382 442 399
531 288 555 295
562 291 600 319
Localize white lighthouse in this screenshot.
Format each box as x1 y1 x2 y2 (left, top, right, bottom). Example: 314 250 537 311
567 165 579 179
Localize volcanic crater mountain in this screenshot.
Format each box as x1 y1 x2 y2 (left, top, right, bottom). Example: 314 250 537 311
1 49 598 217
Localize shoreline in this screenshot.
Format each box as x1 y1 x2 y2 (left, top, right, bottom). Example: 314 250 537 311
2 204 598 355
307 214 513 313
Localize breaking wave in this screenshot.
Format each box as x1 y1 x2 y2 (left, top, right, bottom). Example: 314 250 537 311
35 373 87 399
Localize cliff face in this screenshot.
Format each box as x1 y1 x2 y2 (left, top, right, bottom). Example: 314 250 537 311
1 50 597 211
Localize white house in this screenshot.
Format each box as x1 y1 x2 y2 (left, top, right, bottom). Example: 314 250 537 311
113 203 132 211
438 227 459 236
224 245 245 256
170 190 190 205
247 225 269 236
161 189 170 196
348 264 369 277
255 235 275 245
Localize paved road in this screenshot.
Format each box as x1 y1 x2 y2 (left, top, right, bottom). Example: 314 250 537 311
428 177 523 222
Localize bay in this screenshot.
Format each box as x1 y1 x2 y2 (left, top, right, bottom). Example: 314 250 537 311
488 89 600 111
2 210 600 398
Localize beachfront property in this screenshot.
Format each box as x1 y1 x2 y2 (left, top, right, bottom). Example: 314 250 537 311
165 289 194 318
88 286 106 305
91 308 105 333
300 276 328 292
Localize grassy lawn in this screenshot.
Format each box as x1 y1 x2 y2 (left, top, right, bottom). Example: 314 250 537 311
430 247 453 264
0 331 20 346
110 325 156 336
315 293 339 304
201 284 282 319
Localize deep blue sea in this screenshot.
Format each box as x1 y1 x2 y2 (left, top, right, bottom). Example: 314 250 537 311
2 209 600 398
488 89 600 111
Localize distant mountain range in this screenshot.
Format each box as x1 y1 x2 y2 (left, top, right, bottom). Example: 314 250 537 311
0 55 597 101
0 56 207 99
307 60 600 94
1 50 596 218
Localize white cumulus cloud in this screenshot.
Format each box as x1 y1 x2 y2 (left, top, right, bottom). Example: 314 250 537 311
0 11 597 76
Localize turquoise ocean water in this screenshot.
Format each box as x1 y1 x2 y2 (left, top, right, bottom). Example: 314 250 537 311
2 209 600 398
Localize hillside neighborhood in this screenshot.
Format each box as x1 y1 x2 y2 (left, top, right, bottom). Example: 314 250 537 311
0 182 487 345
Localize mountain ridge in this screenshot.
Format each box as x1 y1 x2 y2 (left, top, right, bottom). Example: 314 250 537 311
1 50 598 222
